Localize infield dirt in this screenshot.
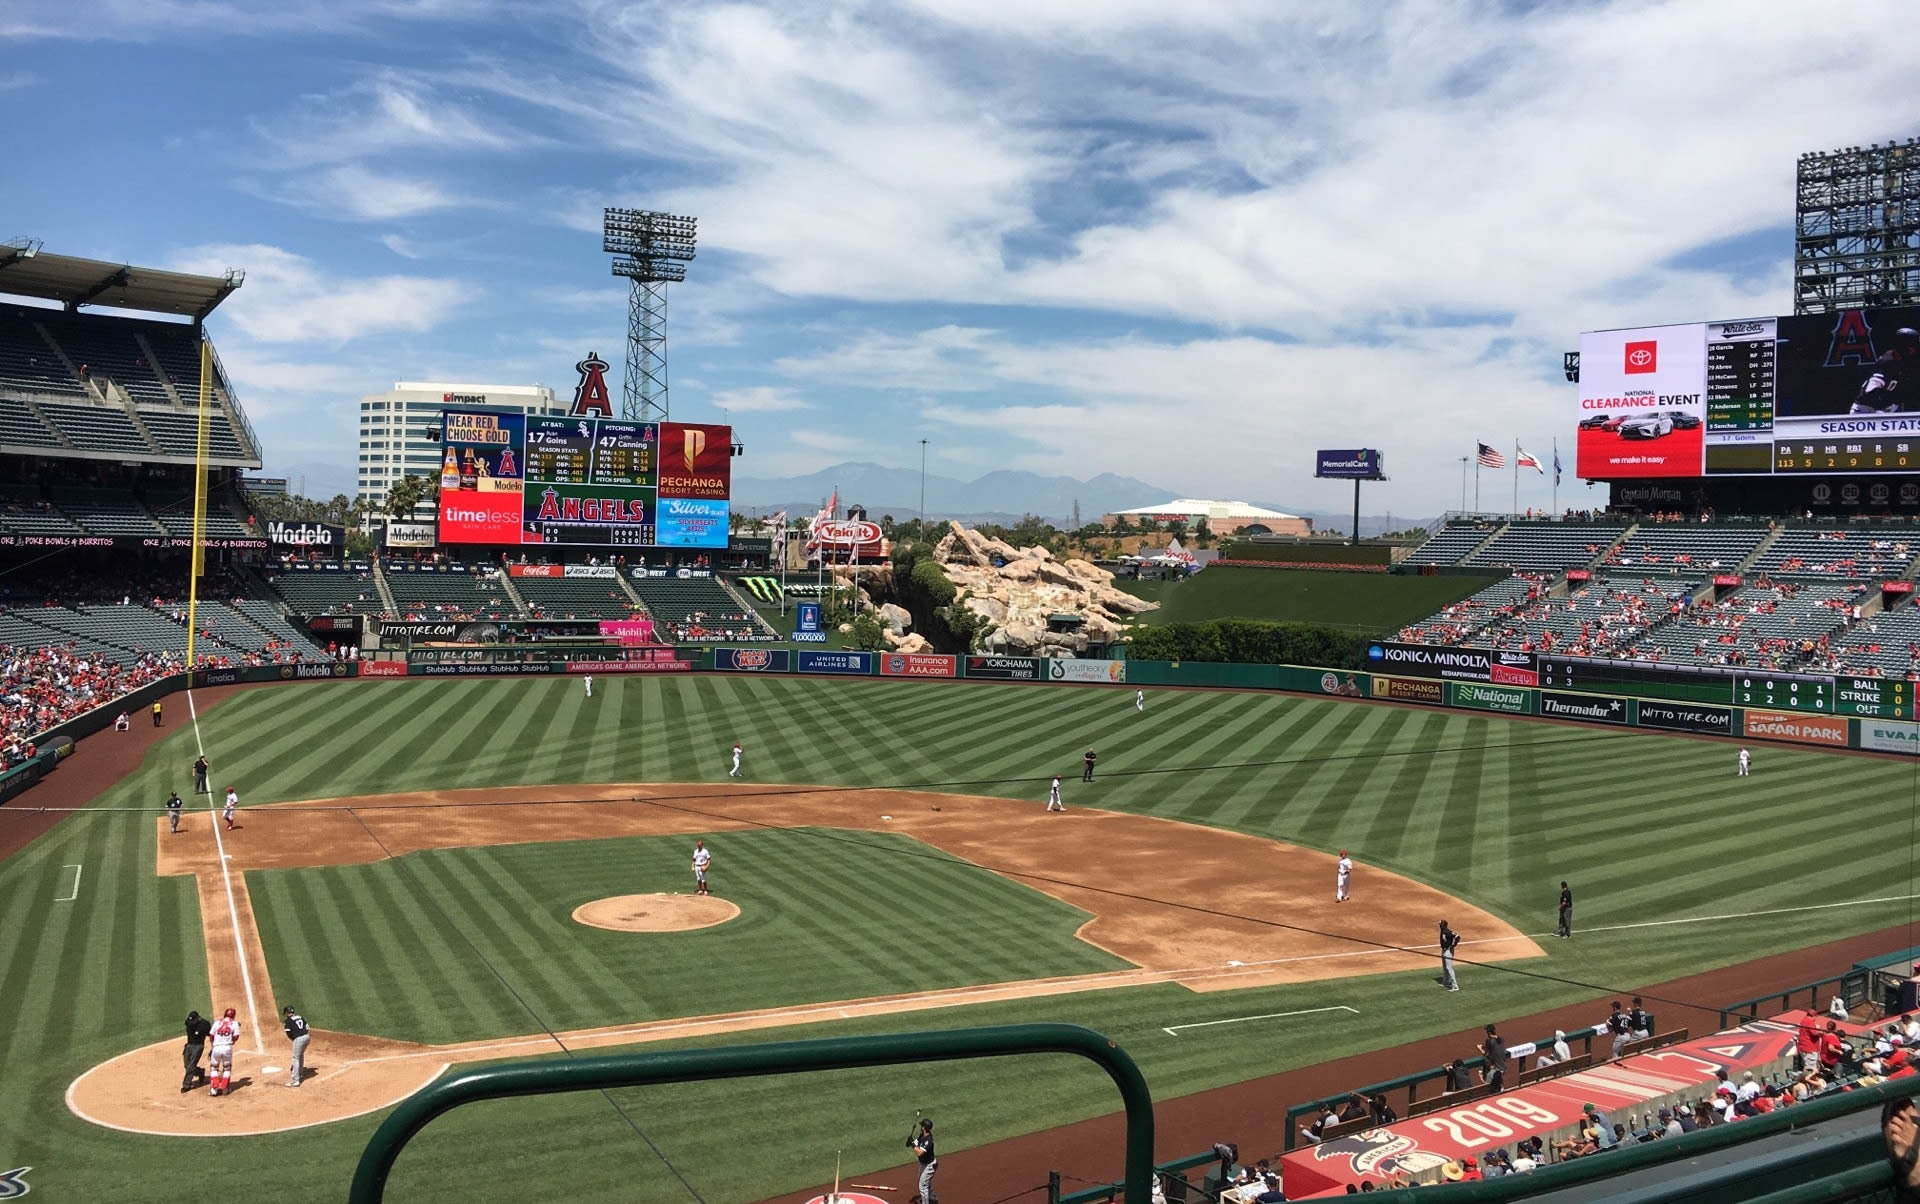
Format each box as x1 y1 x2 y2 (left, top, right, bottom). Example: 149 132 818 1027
69 782 1538 1137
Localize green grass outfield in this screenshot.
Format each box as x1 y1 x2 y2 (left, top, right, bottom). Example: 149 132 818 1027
3 673 1919 1201
1122 565 1501 631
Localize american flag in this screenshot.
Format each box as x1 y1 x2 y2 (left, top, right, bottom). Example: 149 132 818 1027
1516 446 1545 474
1476 443 1505 468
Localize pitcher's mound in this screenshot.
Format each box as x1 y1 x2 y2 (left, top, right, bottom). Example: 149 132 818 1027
572 893 739 932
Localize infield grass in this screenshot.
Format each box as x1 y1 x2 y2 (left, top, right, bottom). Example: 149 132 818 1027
1121 565 1502 631
3 672 1919 1202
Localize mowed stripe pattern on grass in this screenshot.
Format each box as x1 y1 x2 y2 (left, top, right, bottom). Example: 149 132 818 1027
250 828 1126 1044
205 674 1920 940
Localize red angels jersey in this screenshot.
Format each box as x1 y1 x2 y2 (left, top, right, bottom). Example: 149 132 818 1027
211 1018 240 1048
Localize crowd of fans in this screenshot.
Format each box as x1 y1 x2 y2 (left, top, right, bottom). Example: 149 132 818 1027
1273 998 1915 1194
1396 575 1549 645
2 642 181 765
660 611 768 643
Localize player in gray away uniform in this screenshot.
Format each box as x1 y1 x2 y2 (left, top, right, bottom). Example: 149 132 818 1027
1849 327 1918 414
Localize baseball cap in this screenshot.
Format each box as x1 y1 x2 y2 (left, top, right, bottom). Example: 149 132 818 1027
1582 1103 1597 1114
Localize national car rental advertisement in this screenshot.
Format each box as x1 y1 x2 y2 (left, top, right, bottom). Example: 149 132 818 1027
1576 323 1706 479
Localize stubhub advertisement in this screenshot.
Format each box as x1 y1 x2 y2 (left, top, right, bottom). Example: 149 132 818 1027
654 497 729 548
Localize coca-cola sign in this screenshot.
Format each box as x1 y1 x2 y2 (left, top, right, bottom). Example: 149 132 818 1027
812 520 882 545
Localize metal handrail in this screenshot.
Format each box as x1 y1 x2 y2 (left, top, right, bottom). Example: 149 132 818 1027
1718 969 1874 1029
349 1023 1155 1204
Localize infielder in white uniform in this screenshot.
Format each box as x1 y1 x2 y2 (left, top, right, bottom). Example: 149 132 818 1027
1336 850 1353 903
584 674 593 698
1135 689 1145 713
208 1008 241 1096
222 786 238 831
692 839 713 895
1046 776 1064 812
1737 747 1751 776
729 742 742 777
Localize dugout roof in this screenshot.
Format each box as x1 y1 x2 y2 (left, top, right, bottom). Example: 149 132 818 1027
0 245 241 320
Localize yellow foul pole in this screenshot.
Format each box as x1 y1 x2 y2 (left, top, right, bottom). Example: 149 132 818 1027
186 337 214 669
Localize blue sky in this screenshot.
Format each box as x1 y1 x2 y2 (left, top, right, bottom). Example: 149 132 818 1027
7 0 1919 514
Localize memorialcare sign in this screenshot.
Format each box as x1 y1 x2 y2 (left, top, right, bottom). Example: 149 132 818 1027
1743 708 1849 747
1636 700 1733 736
1371 676 1445 705
1538 690 1628 724
1366 642 1537 685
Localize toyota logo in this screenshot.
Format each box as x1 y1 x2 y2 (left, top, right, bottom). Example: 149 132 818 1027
1627 348 1653 367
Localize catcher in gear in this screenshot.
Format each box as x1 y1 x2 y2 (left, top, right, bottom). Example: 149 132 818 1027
1850 326 1920 414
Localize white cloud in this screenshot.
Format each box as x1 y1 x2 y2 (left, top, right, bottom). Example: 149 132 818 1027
380 233 424 259
0 71 38 91
255 77 531 168
173 243 466 344
709 386 813 413
291 164 460 221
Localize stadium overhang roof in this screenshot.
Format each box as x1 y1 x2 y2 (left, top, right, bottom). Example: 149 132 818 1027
0 245 241 320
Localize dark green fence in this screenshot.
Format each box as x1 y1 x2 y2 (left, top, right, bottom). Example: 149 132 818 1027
349 1024 1155 1204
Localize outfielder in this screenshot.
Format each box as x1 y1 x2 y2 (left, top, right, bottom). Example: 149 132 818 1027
1135 689 1145 713
1046 776 1064 813
729 742 742 778
208 1008 240 1096
1335 849 1353 902
1737 747 1751 777
584 674 593 699
222 786 239 831
692 839 713 895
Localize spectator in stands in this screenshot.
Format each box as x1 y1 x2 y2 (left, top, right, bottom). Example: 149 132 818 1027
1796 1010 1823 1073
1510 1139 1544 1172
1659 1107 1681 1138
1819 1020 1847 1076
1583 1103 1617 1149
1736 1071 1763 1103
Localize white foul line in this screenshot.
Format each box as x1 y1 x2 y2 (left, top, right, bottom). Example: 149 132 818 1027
1536 892 1920 939
1163 1004 1358 1037
55 863 82 902
189 689 264 1053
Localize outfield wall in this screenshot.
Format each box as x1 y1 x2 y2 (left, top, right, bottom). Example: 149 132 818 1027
8 647 1919 808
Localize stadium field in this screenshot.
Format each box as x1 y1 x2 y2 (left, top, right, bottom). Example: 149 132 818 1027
3 673 1917 1201
1121 566 1503 631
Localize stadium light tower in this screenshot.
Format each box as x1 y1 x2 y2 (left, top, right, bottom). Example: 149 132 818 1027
603 208 697 424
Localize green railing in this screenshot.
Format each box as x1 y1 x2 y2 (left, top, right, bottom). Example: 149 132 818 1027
348 1023 1155 1204
1057 1149 1219 1204
1280 1022 1615 1152
1719 969 1874 1029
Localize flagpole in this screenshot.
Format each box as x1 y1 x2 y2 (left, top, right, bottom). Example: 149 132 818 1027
1475 455 1481 513
1513 439 1520 520
1460 456 1468 513
1552 437 1559 516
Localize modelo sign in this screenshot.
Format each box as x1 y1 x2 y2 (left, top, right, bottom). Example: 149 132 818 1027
267 521 345 548
1314 448 1384 480
813 520 883 545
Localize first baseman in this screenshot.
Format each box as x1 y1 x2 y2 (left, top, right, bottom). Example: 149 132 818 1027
692 839 713 895
1335 849 1353 902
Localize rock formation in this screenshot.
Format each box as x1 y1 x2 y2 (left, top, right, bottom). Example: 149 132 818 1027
933 520 1157 655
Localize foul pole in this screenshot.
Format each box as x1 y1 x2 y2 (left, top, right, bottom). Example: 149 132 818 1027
186 339 213 667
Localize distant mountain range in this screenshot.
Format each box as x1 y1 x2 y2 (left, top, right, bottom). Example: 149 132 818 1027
729 463 1178 525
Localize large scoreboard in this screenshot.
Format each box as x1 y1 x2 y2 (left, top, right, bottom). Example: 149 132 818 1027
1537 654 1920 720
1576 307 1920 481
437 410 731 548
